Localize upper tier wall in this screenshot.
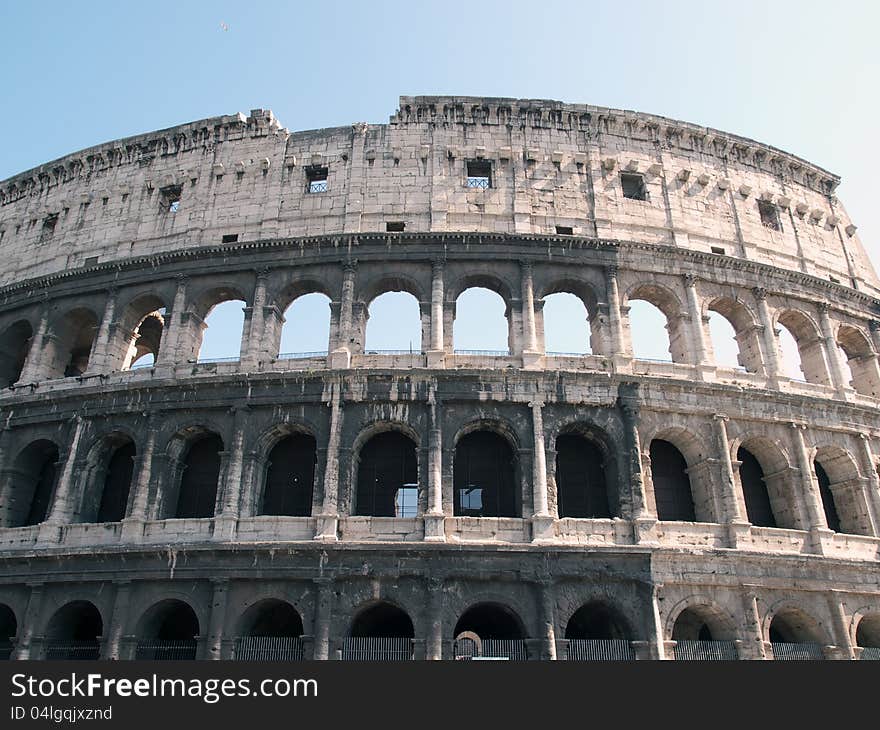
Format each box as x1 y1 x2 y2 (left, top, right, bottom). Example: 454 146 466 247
0 96 875 295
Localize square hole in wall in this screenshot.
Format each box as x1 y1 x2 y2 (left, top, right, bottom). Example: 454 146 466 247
41 213 58 238
620 173 648 201
758 200 782 231
711 246 725 255
386 221 405 232
222 233 239 243
306 165 328 193
160 184 182 213
466 159 492 188
555 226 574 235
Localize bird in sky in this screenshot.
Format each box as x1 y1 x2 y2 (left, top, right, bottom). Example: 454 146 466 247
220 22 229 32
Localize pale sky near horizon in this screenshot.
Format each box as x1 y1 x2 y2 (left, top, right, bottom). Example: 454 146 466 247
2 1 877 364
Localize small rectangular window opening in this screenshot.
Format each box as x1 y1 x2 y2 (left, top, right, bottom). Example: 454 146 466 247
555 226 573 236
41 213 58 236
221 233 239 244
306 165 328 193
466 159 492 189
386 221 405 232
83 256 98 267
620 173 647 201
395 485 419 518
758 200 782 231
711 246 726 255
160 184 182 214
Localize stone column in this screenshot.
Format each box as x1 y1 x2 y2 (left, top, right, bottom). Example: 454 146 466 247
424 387 445 541
427 260 445 368
538 581 557 660
752 288 781 382
827 591 855 659
205 579 229 660
649 584 667 660
520 262 542 368
817 303 849 396
683 275 709 369
329 262 356 369
103 581 132 660
215 406 248 540
315 384 342 541
426 578 444 660
740 588 767 659
857 434 880 536
156 275 188 368
312 579 333 660
618 386 653 542
121 414 158 541
241 269 269 367
712 415 747 540
17 305 50 383
530 400 553 542
13 583 44 660
789 423 829 552
89 287 118 373
39 416 86 543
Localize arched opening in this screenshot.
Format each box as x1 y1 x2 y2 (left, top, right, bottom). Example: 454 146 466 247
0 320 33 387
343 601 414 660
856 614 880 660
80 437 136 524
707 298 762 373
671 605 738 660
628 300 673 362
454 430 518 518
136 600 199 660
837 325 880 397
365 291 422 353
354 430 418 517
125 311 164 370
454 603 527 660
278 292 331 358
776 311 829 385
542 292 592 355
174 433 223 519
707 312 741 370
555 433 611 518
453 287 509 354
564 602 634 660
814 461 841 533
44 308 99 378
650 439 696 521
0 604 17 660
769 608 825 660
198 299 245 362
261 434 316 516
44 601 102 660
113 294 167 370
737 446 777 528
235 599 304 660
4 440 59 528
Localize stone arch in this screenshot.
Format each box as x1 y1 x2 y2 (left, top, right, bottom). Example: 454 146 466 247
114 292 167 370
706 296 763 373
733 435 799 529
853 611 880 651
538 278 601 355
361 274 425 305
776 309 830 385
448 273 514 304
450 273 514 355
0 319 33 387
275 278 333 315
554 422 619 518
813 444 869 535
277 290 332 357
161 426 224 520
44 306 100 378
453 420 520 518
348 599 415 638
667 598 737 641
77 430 137 523
235 598 304 638
182 284 249 363
624 282 688 363
260 432 317 517
44 600 103 660
454 601 528 640
765 602 829 647
364 290 423 353
564 600 633 640
645 426 714 522
837 324 880 397
3 439 60 528
134 598 200 660
351 423 419 517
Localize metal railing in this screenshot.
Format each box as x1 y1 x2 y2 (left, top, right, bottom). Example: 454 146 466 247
341 637 413 661
455 638 528 661
364 349 422 355
195 356 240 364
278 351 328 360
308 181 328 194
234 636 304 661
43 640 101 660
770 642 824 660
546 351 590 357
466 176 490 189
566 639 635 661
135 640 198 661
453 349 510 356
860 647 880 660
673 640 739 661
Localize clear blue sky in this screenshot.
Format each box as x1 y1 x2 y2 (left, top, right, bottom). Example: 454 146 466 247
2 1 877 364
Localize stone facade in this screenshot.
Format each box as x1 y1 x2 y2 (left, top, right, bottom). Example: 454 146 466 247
0 96 878 661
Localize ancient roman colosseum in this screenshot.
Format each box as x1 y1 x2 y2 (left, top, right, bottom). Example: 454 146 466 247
0 95 878 662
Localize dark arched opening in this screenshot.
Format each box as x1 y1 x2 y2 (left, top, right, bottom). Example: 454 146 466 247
564 602 634 660
175 434 223 519
261 434 316 516
671 606 738 660
650 439 696 522
44 601 102 660
235 599 305 661
136 600 199 660
454 431 518 518
4 440 59 528
343 602 415 660
95 441 136 523
354 431 418 517
769 609 825 660
556 434 611 518
453 603 527 660
814 461 841 533
0 605 17 660
0 320 33 387
856 615 880 660
738 447 776 528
